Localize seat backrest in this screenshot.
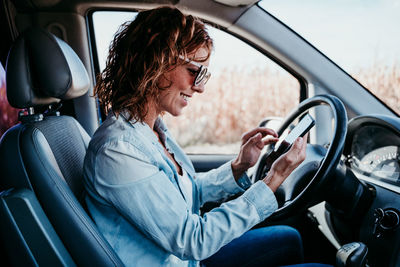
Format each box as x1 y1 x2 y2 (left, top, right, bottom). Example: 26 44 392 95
0 27 123 266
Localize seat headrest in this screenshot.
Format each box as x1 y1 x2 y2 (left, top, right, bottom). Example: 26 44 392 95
6 27 90 109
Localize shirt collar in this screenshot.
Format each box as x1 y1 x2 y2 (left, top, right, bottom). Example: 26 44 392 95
154 117 169 144
119 110 168 146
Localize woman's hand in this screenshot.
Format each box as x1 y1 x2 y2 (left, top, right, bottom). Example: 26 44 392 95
232 127 279 180
263 134 308 192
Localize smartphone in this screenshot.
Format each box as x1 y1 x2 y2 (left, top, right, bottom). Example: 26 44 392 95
274 113 315 154
264 114 315 172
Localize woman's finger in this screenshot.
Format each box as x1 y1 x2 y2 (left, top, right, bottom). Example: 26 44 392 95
261 136 279 146
241 132 261 149
242 127 278 143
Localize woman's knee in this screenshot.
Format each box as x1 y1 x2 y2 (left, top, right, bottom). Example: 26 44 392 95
255 225 302 243
256 225 304 262
274 225 302 245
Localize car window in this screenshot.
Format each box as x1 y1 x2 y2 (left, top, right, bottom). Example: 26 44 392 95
0 62 18 137
91 11 300 154
259 0 400 115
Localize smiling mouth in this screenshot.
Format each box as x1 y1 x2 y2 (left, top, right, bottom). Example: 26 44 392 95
181 93 191 101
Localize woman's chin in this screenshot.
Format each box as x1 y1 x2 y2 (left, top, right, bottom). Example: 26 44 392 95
167 109 184 117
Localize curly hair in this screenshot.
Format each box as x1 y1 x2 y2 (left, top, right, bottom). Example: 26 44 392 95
95 6 213 122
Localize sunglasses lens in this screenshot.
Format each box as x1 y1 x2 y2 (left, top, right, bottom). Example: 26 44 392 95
203 73 211 85
195 67 208 86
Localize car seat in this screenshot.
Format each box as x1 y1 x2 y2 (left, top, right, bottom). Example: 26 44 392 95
0 27 123 266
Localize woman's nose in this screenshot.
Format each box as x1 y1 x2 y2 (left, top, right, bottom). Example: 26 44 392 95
192 83 205 93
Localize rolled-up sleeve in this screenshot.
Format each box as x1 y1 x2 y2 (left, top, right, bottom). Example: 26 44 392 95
93 141 278 261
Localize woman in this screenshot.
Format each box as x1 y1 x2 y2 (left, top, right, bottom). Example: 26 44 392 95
83 6 321 267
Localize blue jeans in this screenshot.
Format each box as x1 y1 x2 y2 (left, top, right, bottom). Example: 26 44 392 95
201 225 333 267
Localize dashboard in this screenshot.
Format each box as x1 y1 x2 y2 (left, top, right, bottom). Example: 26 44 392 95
330 115 400 267
347 124 400 187
343 115 400 190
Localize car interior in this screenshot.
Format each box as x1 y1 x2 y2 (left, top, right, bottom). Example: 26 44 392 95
0 0 399 266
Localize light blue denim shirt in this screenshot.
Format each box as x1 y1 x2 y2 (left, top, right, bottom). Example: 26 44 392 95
83 112 278 266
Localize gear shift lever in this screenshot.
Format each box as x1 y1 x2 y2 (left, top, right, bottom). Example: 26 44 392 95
336 242 368 267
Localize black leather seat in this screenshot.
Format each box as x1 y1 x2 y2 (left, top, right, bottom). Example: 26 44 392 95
0 27 123 266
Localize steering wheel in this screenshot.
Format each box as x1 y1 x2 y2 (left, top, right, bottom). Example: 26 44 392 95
253 94 347 220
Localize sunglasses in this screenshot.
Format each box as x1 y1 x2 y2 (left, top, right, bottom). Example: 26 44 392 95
179 55 211 87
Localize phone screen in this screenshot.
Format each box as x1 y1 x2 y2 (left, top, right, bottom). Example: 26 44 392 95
262 114 315 175
273 114 315 153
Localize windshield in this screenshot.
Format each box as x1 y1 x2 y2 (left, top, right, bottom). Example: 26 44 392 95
259 0 400 115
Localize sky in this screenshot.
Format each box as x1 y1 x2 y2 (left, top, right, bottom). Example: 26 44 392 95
93 0 400 75
259 0 400 71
